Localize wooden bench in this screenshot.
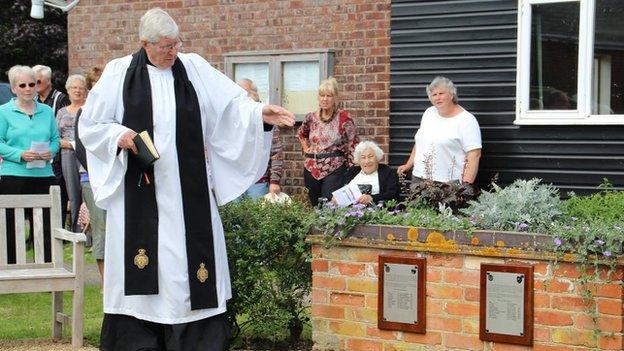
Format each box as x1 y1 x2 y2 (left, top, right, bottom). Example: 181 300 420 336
0 186 86 348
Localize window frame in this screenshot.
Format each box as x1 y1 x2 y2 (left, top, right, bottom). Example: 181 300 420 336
224 49 334 120
515 0 624 125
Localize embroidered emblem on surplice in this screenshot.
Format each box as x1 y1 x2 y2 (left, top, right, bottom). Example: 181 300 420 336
197 262 208 283
134 248 149 269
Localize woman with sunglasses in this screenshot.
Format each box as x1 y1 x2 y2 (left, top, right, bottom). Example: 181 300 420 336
0 65 61 264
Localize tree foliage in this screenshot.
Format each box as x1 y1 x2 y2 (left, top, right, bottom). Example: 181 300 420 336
0 1 67 90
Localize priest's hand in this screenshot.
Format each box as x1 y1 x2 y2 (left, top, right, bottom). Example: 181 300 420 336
262 105 295 128
118 130 138 154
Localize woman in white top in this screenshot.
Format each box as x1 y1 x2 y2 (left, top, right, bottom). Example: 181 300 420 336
397 76 482 185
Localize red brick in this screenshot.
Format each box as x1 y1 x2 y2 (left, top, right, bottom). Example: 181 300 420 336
445 301 479 316
365 326 399 340
427 284 463 299
311 259 329 272
426 267 443 282
313 275 346 290
444 269 479 286
427 316 462 332
533 326 551 342
345 338 382 351
330 292 365 307
536 279 572 293
312 288 328 304
444 333 483 350
534 292 551 308
599 334 623 350
551 296 592 311
330 262 365 276
597 298 623 315
491 343 532 351
403 330 442 344
311 304 344 319
532 346 576 351
428 254 463 268
464 287 480 301
534 310 574 326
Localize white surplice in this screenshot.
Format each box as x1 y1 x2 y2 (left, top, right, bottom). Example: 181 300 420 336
78 53 271 324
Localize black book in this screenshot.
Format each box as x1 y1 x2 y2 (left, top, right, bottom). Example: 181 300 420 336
132 131 160 169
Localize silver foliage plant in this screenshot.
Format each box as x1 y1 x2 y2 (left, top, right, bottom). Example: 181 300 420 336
461 178 562 232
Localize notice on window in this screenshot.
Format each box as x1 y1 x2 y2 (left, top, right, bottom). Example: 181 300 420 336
485 271 525 336
282 61 320 117
383 263 418 324
234 63 269 103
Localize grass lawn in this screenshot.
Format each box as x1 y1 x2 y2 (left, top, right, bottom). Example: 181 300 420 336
0 285 103 346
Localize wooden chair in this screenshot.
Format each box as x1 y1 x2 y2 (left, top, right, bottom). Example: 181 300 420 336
0 186 86 348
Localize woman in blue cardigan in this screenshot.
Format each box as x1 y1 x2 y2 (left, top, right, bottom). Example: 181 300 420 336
0 65 61 263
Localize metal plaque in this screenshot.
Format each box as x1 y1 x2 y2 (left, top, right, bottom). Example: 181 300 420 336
485 271 525 336
382 263 418 324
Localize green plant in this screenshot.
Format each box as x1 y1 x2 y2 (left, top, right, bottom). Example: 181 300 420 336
315 200 472 245
461 178 562 232
219 199 314 347
562 184 624 225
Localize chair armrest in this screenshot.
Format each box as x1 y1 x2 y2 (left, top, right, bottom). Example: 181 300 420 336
53 228 87 243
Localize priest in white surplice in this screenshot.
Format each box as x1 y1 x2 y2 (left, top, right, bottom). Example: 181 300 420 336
78 8 295 351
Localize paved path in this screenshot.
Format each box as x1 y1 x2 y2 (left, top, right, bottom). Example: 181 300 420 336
0 339 98 351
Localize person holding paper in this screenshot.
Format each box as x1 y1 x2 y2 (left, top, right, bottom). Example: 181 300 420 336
0 65 61 264
78 8 295 350
298 77 359 206
56 74 87 233
335 141 400 206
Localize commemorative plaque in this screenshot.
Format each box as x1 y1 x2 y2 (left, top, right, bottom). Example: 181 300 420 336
479 264 534 346
378 255 426 333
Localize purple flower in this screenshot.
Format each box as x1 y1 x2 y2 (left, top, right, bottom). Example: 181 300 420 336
554 238 562 247
469 214 477 225
353 203 366 210
377 202 384 208
515 222 529 231
595 239 605 246
603 250 612 257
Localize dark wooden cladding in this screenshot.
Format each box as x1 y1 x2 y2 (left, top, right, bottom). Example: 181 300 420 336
389 0 624 193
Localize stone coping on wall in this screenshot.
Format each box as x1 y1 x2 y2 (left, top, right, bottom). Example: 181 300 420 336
307 224 624 265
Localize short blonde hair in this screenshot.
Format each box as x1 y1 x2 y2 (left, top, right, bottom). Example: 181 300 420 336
318 76 339 97
8 65 36 87
354 141 384 163
85 66 102 90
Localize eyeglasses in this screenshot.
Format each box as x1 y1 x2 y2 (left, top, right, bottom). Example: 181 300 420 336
18 82 36 88
152 40 183 52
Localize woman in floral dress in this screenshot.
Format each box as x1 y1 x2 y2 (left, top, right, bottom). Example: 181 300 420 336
298 77 359 206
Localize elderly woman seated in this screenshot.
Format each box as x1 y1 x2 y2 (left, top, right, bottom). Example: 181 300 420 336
336 140 400 205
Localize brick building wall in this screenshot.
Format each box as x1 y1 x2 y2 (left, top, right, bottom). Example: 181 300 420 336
309 233 624 350
67 0 391 198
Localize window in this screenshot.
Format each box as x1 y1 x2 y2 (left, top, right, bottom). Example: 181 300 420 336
224 49 334 120
516 0 624 124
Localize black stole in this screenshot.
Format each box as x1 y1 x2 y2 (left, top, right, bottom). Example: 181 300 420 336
121 48 218 310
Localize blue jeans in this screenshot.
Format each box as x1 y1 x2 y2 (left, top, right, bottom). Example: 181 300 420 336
234 182 269 202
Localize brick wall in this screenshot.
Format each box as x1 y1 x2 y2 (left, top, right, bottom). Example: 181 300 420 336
310 242 624 350
67 1 391 198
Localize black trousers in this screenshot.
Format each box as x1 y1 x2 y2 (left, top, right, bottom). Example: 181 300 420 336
0 176 55 263
304 163 347 206
100 313 232 351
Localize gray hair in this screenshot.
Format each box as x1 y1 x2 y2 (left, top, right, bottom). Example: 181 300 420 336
8 65 36 87
32 64 52 81
354 141 384 163
139 8 179 43
426 76 458 104
65 74 86 90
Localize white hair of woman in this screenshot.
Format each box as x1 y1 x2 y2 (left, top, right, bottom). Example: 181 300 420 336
139 8 179 42
65 74 86 91
354 140 384 163
32 65 52 81
426 76 458 104
8 65 36 87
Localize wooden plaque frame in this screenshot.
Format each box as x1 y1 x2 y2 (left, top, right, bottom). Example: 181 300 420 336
377 255 426 333
479 263 534 346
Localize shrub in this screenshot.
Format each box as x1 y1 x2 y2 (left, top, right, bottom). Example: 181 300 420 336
219 199 314 347
461 178 562 232
562 186 624 225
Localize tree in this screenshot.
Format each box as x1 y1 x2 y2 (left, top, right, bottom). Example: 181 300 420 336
0 1 68 91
